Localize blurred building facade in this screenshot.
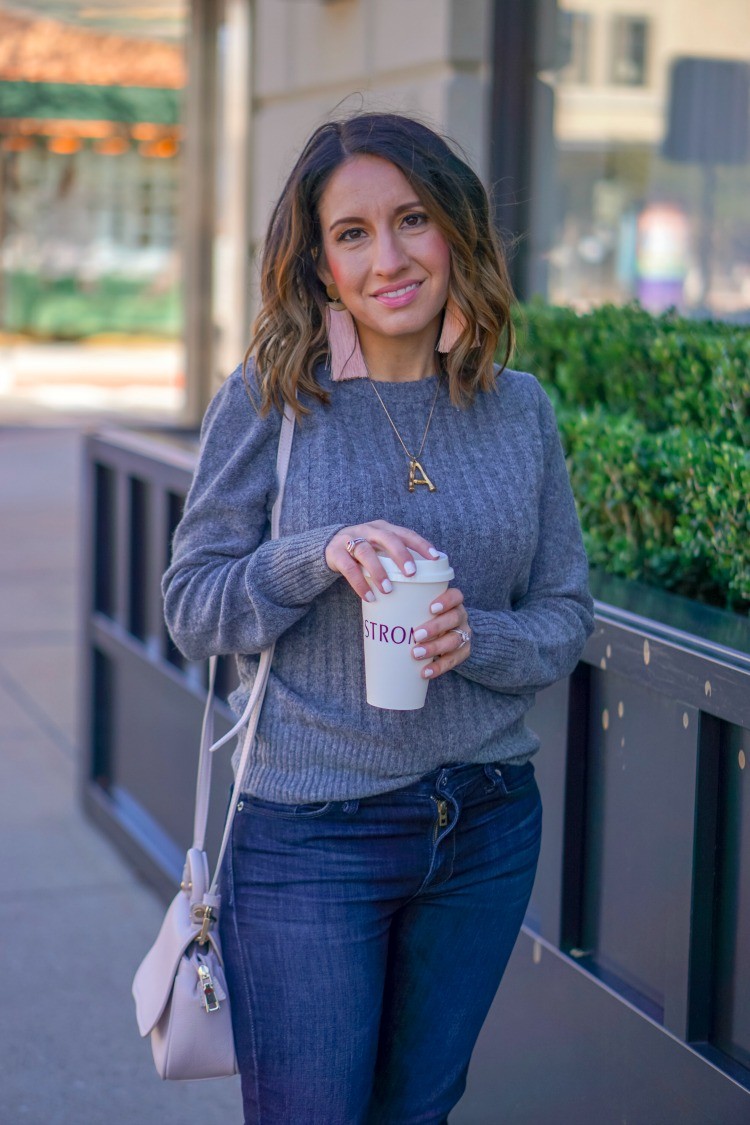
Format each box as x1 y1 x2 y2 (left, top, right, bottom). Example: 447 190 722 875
0 2 187 413
0 0 747 419
529 0 750 316
0 9 183 339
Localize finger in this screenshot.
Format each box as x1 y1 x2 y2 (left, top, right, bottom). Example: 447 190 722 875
351 541 394 594
330 550 376 602
411 607 467 651
363 528 423 578
326 528 416 594
369 522 441 564
397 528 443 560
421 641 471 681
412 626 469 672
427 587 464 615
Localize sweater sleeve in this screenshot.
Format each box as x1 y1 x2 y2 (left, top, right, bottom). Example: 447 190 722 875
162 367 343 661
456 381 594 694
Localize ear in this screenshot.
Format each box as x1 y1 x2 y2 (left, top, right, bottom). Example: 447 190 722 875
314 258 332 285
315 253 334 289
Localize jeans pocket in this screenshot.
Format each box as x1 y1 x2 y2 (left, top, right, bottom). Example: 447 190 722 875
240 794 334 819
502 760 535 791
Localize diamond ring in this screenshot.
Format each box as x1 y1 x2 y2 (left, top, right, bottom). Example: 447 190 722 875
345 537 368 558
452 628 471 649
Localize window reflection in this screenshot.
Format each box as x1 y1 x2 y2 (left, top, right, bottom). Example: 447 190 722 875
0 2 186 414
557 11 593 85
540 0 750 321
610 16 650 87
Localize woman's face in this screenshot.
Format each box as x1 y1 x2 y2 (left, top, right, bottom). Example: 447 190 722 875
316 155 451 358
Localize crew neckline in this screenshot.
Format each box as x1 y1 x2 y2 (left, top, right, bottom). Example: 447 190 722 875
317 363 443 390
366 373 440 386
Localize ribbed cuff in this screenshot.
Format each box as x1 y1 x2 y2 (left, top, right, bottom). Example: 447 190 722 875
244 523 348 608
458 606 520 688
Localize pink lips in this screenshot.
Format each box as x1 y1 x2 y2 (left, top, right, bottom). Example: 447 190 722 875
372 280 422 309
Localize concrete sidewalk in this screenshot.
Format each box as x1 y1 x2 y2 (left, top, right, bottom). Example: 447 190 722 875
0 339 182 414
0 427 241 1124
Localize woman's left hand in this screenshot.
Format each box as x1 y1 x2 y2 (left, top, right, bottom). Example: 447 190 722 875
411 586 471 680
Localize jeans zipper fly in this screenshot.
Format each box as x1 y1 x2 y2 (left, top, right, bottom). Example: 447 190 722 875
433 798 449 840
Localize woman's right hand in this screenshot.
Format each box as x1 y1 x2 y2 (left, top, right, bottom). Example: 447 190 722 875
325 521 441 602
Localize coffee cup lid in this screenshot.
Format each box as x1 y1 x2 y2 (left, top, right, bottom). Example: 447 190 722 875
365 548 454 584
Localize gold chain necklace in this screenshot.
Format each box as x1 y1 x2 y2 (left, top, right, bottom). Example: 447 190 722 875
366 373 440 492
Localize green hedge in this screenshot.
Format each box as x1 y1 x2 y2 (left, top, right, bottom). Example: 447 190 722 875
513 303 750 614
2 272 182 339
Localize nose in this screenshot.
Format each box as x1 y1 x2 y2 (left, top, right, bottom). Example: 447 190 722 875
372 227 410 276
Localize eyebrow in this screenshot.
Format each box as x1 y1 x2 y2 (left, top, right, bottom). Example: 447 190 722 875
328 200 425 232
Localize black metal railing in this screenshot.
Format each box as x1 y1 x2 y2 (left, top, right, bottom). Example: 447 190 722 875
81 429 237 898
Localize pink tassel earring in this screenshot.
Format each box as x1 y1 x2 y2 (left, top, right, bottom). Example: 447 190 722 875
437 298 479 352
325 284 368 381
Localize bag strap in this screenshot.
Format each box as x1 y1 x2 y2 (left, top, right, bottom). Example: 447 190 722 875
189 400 296 896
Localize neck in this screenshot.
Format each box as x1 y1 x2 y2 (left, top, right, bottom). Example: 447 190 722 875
357 322 439 383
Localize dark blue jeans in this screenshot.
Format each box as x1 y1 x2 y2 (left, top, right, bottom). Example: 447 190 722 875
219 759 542 1125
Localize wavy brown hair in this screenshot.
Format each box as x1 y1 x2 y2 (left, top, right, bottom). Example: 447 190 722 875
247 112 515 417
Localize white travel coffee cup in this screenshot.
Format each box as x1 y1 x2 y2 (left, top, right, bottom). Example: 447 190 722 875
361 549 455 710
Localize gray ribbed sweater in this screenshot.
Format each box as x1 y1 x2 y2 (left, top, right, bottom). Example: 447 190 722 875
163 363 594 802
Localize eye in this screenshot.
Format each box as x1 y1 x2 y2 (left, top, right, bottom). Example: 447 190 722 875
337 227 366 243
401 211 429 229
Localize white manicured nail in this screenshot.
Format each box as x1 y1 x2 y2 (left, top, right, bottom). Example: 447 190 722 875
404 561 416 575
428 548 441 558
423 668 434 678
365 591 375 602
430 602 443 614
414 629 428 642
413 647 426 658
382 579 393 593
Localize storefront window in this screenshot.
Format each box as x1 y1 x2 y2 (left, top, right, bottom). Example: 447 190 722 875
535 0 750 321
0 1 187 414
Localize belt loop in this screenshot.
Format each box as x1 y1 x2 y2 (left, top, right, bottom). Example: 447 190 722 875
485 763 508 795
342 799 359 814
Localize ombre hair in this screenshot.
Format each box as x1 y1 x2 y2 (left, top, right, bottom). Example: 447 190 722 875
247 112 515 417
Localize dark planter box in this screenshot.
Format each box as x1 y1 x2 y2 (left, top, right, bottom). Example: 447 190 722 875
81 430 750 1123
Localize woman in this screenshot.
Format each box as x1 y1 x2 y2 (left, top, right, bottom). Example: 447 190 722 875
163 113 594 1124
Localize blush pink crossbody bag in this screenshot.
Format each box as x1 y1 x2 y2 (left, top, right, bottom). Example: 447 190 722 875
132 402 296 1079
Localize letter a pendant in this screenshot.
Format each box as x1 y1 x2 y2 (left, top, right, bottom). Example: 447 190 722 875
408 459 436 492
